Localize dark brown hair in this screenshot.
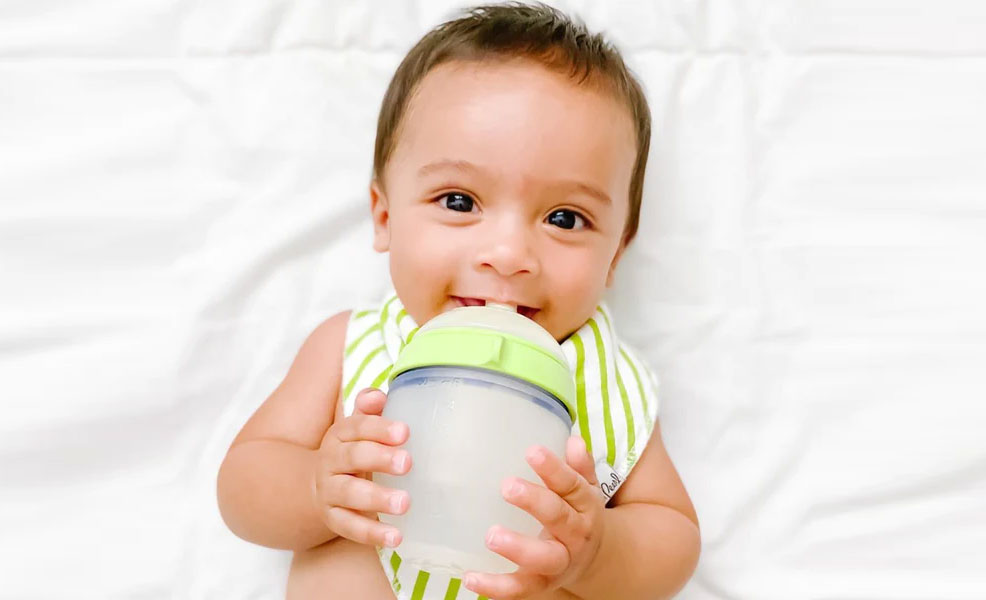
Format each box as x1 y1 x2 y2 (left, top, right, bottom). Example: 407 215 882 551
373 2 651 244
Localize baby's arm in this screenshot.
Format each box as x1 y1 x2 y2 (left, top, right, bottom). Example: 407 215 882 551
566 425 700 599
217 311 412 553
216 312 350 550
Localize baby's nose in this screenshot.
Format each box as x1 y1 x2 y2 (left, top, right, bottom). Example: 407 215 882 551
475 219 540 277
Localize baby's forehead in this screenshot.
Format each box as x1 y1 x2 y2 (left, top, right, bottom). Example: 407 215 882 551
397 62 636 166
412 58 632 118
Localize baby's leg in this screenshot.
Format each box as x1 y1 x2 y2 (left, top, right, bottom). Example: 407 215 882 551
287 538 393 600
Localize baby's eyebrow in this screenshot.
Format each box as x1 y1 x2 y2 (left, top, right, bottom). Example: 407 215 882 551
555 181 611 206
417 159 480 177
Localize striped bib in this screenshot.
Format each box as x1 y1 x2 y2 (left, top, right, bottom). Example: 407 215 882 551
340 291 660 600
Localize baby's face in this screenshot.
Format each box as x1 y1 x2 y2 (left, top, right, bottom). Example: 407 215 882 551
371 59 636 341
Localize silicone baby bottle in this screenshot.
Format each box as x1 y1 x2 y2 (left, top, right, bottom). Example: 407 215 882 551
373 303 576 577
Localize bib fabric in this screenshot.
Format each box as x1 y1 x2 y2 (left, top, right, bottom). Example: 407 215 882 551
340 290 660 600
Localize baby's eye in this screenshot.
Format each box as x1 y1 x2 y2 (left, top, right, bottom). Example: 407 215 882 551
546 209 588 231
439 192 476 213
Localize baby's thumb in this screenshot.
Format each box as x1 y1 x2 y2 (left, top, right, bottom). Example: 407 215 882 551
567 435 598 487
353 387 387 416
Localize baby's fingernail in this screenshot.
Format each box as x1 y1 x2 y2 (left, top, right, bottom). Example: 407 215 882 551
486 527 501 547
384 530 400 548
464 574 478 589
392 451 408 473
388 422 406 442
528 447 546 465
389 493 407 514
503 479 523 498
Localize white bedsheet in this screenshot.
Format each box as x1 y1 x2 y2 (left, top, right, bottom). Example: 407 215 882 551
2 1 985 598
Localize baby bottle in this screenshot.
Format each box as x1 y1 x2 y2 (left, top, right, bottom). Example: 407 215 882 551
373 303 575 576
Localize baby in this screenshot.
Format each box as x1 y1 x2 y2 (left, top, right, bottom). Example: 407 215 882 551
217 3 700 599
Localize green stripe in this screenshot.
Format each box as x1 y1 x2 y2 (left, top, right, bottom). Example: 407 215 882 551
443 578 462 600
370 364 393 389
587 319 616 467
570 333 592 455
354 308 375 319
597 304 614 331
397 308 408 323
614 365 635 466
410 570 430 600
597 306 637 466
343 345 385 400
621 348 653 429
344 323 380 357
389 551 403 593
402 326 420 351
379 294 398 331
376 294 398 357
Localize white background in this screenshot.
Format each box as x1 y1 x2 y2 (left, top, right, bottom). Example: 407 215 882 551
1 1 985 598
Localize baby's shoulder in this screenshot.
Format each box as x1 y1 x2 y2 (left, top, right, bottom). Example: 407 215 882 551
282 310 355 391
305 310 353 356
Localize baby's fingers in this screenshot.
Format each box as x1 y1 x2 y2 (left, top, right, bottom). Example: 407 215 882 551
501 477 580 549
353 387 387 416
484 525 568 576
334 413 408 446
565 435 598 487
328 440 412 476
526 445 601 514
322 474 410 516
463 570 549 600
323 505 402 548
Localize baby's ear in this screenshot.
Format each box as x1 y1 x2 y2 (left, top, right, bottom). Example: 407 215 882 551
369 180 390 253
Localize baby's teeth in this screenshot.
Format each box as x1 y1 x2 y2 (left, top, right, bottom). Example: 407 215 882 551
487 302 518 312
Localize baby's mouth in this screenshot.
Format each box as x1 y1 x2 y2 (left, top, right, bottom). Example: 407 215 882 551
451 296 540 320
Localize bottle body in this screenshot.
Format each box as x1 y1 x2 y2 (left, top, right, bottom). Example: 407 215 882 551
374 365 571 576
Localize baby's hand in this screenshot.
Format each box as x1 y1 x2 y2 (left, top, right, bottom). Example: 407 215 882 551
464 436 606 600
312 387 411 549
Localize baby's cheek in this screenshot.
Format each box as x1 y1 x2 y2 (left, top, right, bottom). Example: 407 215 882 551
550 291 603 340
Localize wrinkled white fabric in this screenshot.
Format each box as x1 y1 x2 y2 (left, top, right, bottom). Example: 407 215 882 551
2 1 985 599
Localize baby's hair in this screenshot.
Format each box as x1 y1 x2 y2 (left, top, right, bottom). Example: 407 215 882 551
373 1 651 245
